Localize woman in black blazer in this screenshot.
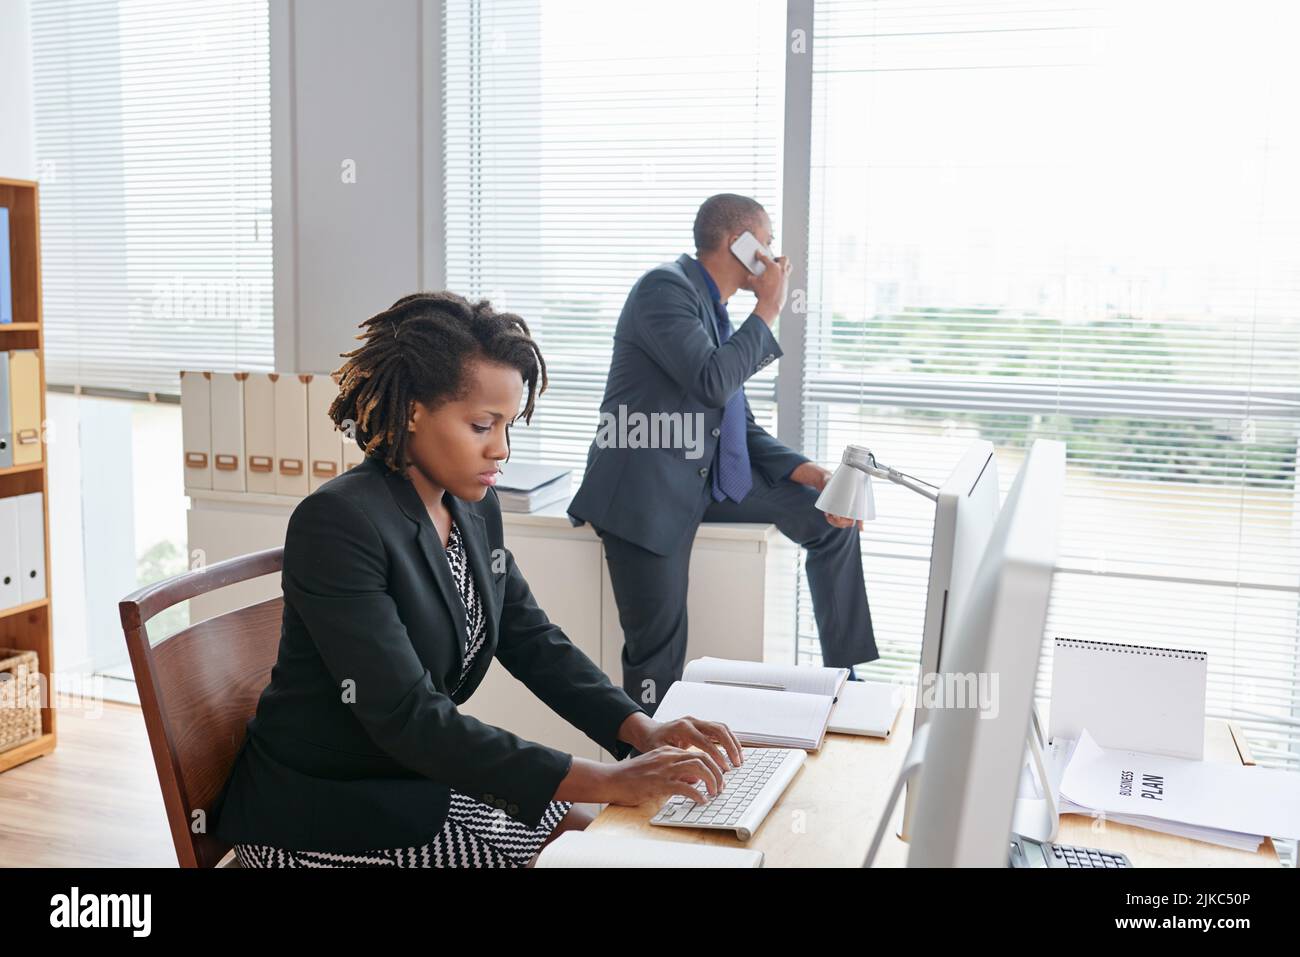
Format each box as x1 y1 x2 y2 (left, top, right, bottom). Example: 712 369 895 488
212 291 742 867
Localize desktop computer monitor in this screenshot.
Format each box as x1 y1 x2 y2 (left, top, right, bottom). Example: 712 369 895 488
898 441 1000 839
906 438 1066 867
913 439 1000 731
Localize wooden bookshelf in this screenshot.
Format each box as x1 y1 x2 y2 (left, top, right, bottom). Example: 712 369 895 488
0 176 56 773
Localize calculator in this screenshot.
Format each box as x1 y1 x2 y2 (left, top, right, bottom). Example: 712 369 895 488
1009 835 1132 868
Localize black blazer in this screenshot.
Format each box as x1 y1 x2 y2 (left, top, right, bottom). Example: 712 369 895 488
567 254 809 555
212 454 644 853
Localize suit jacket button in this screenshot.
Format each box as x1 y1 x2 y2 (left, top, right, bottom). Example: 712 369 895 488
495 798 507 810
711 427 721 437
507 803 519 815
482 793 494 803
697 467 708 477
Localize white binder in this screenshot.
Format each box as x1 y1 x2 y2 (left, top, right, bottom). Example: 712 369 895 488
16 491 45 603
209 372 247 493
180 370 212 491
0 497 21 610
274 373 310 497
243 372 277 494
307 373 343 491
1048 638 1207 760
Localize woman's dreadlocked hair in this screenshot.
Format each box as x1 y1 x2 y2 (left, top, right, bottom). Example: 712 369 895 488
328 291 548 474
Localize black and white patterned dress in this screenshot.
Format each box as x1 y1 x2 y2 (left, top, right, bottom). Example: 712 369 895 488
233 519 573 868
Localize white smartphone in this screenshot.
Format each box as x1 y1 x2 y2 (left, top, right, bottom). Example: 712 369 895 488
730 230 773 276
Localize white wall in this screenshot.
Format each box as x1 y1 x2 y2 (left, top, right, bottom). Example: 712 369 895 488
0 0 35 179
271 0 444 376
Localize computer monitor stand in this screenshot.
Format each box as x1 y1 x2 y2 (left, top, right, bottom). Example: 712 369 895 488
863 705 1060 867
863 722 931 867
1012 704 1061 843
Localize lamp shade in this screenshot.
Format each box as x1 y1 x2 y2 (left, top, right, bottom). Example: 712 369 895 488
815 461 877 521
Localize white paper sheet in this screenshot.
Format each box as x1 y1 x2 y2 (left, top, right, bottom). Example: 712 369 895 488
1060 729 1300 840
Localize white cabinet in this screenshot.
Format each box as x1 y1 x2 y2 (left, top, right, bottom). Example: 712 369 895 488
457 519 606 761
595 523 796 762
184 490 797 761
185 494 290 625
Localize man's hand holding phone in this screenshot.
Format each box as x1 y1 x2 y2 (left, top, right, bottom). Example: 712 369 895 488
748 249 791 325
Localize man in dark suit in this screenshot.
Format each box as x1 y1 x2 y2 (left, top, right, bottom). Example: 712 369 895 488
568 194 878 712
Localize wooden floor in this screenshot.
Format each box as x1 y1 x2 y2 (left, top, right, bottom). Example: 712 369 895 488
0 696 604 868
0 696 175 867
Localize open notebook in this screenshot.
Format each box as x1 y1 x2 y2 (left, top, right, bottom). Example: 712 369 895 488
652 657 850 750
534 831 764 868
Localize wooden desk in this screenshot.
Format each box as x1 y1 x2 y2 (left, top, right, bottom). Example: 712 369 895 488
588 692 1281 868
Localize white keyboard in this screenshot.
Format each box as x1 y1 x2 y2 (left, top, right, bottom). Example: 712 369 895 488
649 747 807 841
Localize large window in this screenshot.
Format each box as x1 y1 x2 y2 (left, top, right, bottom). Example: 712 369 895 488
443 0 1300 780
31 0 273 397
802 0 1300 772
30 0 272 696
442 0 787 468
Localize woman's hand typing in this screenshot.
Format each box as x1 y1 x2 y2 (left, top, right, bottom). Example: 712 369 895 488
553 713 744 808
554 746 727 808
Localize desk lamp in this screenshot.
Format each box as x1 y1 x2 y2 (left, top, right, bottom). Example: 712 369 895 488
814 445 938 521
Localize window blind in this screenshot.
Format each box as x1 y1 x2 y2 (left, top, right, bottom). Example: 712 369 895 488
442 0 787 469
30 0 273 397
801 0 1300 775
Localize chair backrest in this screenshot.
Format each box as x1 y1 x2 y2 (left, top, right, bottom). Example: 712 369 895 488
118 547 283 868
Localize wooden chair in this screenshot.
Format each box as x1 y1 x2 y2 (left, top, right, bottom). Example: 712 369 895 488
118 547 284 868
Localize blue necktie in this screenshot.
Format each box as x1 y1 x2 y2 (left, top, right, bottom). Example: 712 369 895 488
710 298 752 503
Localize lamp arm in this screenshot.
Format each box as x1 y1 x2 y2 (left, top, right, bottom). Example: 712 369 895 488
878 466 939 503
841 446 938 503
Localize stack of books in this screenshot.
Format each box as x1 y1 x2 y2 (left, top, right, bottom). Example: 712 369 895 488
494 462 571 513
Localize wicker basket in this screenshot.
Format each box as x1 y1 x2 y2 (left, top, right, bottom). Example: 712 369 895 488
0 649 43 753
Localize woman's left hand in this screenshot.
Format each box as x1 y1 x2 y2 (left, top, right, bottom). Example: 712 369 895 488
638 715 745 771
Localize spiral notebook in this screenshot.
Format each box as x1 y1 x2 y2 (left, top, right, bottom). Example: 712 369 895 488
1048 638 1207 760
